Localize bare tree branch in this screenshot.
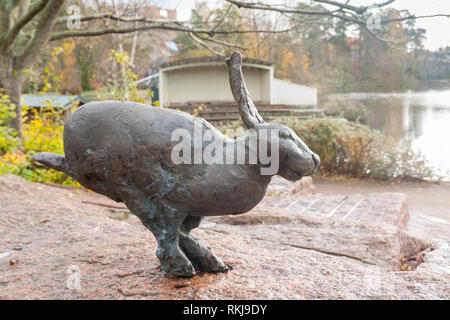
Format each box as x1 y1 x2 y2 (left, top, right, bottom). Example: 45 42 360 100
382 13 450 24
310 0 396 12
188 32 223 56
49 23 295 41
361 25 407 50
211 4 232 33
311 0 367 14
226 0 340 17
368 0 397 9
56 13 181 25
1 0 50 50
194 33 247 52
225 0 449 48
225 0 363 25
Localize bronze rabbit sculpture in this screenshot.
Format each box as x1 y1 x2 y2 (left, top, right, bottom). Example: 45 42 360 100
33 52 320 277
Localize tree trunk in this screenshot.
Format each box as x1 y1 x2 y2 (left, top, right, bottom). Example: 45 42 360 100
1 72 24 138
0 49 24 138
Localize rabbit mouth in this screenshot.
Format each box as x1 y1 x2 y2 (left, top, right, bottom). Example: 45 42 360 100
282 166 303 181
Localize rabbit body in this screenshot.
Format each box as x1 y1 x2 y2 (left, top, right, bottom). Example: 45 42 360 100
62 100 270 217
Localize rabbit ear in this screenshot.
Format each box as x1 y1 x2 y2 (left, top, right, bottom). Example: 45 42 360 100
226 51 265 129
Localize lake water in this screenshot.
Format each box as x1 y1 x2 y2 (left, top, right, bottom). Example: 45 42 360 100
330 89 450 180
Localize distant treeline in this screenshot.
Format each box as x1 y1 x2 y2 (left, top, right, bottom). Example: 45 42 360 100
176 3 450 93
22 2 450 95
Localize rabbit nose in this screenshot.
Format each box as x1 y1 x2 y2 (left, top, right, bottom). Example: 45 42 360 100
312 153 320 172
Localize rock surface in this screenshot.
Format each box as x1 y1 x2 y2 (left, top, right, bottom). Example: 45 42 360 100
0 174 448 299
266 176 315 196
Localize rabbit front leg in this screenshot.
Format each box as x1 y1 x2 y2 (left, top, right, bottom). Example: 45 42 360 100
153 206 196 278
125 196 195 277
178 216 229 274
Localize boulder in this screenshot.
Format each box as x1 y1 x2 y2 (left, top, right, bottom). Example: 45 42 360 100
0 175 448 299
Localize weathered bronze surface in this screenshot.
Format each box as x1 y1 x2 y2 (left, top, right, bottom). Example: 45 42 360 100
33 52 320 277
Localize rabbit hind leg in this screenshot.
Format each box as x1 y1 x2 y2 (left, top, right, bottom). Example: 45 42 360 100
178 215 229 274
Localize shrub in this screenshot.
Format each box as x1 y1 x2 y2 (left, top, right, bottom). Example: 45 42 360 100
0 105 80 186
0 105 436 185
0 50 154 187
321 98 370 124
219 117 436 182
0 94 20 154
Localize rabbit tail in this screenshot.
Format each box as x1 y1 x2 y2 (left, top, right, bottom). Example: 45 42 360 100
33 152 70 175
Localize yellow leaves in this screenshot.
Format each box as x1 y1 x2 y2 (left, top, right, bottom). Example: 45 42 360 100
0 94 16 119
280 50 307 81
22 108 64 153
62 40 75 54
51 46 64 60
301 55 311 73
385 11 408 54
62 40 77 83
21 107 28 117
109 49 132 67
1 94 12 105
39 48 63 94
266 189 280 197
282 51 295 69
400 264 411 271
190 104 205 117
103 50 142 103
0 93 78 186
2 152 27 166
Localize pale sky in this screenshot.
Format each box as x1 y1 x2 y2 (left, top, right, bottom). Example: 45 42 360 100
159 0 450 50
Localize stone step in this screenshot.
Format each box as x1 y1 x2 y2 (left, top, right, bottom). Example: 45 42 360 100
198 115 317 123
261 192 410 229
206 185 433 271
197 109 323 117
168 102 315 111
167 102 324 123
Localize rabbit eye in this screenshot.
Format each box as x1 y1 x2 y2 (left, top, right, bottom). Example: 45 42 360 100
280 129 290 139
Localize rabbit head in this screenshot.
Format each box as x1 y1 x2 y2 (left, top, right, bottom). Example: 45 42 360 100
227 51 320 181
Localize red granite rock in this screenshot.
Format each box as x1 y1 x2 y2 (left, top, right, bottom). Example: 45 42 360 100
0 175 448 299
208 206 431 271
266 176 315 197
